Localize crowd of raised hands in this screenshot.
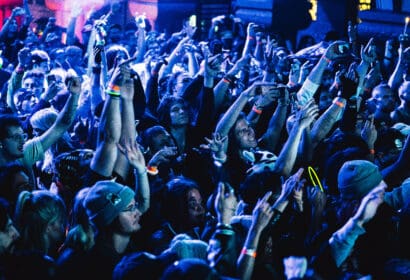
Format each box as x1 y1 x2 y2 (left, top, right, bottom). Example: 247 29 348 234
0 3 410 279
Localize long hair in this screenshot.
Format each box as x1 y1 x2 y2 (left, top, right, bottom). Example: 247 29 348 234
162 176 202 232
14 190 67 255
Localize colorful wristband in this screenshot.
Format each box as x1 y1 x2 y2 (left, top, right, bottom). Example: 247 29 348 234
333 100 345 108
241 247 257 258
106 89 121 97
322 56 331 64
146 165 159 176
369 149 375 155
108 84 121 92
252 105 263 115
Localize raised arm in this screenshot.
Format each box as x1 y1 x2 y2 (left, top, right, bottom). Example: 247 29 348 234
89 66 123 177
237 191 273 280
113 64 136 181
273 100 318 177
215 83 256 137
37 74 81 151
297 40 349 106
117 140 150 214
388 34 410 92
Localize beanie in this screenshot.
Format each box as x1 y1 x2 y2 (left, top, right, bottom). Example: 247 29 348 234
84 180 135 228
338 160 382 200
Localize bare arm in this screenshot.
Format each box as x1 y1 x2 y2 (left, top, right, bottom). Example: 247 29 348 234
38 76 81 151
90 66 123 177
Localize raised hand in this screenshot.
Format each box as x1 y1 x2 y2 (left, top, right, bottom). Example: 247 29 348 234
148 146 178 167
17 47 32 68
201 133 228 154
215 182 238 225
352 182 386 227
251 191 274 233
361 37 377 65
117 140 146 175
276 168 305 207
66 72 82 95
294 99 319 129
324 40 351 61
360 115 377 148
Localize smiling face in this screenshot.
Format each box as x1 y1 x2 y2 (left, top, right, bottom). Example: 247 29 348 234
234 118 258 151
0 126 26 160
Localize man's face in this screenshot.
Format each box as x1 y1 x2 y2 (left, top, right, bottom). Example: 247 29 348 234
373 87 395 112
234 118 258 150
22 76 44 97
150 130 175 154
117 199 141 235
170 103 189 127
0 218 20 255
1 126 26 160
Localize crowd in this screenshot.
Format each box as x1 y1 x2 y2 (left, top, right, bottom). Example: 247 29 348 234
0 1 409 279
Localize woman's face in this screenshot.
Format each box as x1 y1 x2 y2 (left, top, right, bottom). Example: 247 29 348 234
187 189 205 226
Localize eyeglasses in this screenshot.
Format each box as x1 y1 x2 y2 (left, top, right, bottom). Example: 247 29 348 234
6 133 28 141
122 203 139 212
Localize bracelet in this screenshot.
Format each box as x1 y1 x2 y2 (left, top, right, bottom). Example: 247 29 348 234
146 165 159 175
241 247 257 258
222 78 231 84
108 84 121 92
213 153 227 164
369 149 375 155
16 66 25 74
322 56 331 64
333 100 345 108
252 105 263 115
247 36 255 41
106 89 121 97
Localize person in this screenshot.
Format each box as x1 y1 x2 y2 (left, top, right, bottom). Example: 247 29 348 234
55 180 141 279
0 162 32 215
0 73 81 187
0 198 20 257
14 190 67 260
370 83 396 128
391 80 410 125
148 176 207 255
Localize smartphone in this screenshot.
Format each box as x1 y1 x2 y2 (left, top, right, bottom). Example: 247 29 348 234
189 15 197 28
338 43 350 54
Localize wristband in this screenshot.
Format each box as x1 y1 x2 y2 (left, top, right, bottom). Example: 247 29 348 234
333 100 345 108
252 105 263 115
247 36 255 41
16 66 25 74
222 78 231 84
369 149 375 155
322 56 331 64
106 89 121 97
241 247 257 258
146 165 159 176
213 153 227 164
108 84 121 92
